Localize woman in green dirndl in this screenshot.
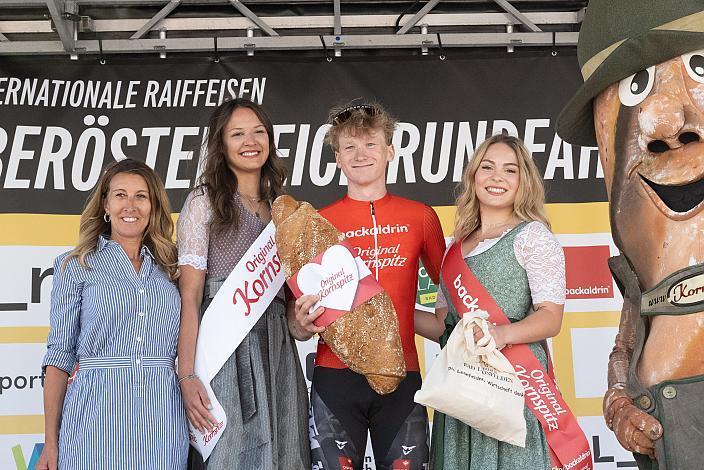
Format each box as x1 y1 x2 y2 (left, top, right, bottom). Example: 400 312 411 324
416 134 566 469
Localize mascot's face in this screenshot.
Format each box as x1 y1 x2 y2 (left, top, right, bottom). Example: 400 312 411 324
594 50 704 289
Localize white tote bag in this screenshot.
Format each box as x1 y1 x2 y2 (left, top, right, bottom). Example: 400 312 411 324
414 310 527 447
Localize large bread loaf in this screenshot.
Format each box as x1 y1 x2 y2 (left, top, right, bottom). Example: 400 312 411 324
272 195 406 394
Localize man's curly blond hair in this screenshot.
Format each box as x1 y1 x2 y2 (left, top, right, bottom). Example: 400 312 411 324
325 100 398 152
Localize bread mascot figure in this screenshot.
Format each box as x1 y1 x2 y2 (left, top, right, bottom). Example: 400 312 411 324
557 1 704 468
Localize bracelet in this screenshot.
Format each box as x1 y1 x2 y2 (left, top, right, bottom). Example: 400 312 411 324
178 373 197 384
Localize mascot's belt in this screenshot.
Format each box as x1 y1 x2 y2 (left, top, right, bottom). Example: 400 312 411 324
641 263 704 316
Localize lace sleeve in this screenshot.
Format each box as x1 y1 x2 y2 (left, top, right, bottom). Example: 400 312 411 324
177 188 212 271
514 221 566 305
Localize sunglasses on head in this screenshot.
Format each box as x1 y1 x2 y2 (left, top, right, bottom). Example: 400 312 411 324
330 104 379 125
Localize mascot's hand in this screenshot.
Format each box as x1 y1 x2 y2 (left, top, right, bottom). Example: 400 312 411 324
604 387 663 459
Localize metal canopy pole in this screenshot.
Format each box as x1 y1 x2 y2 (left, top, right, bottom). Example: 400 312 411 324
332 0 342 56
333 0 341 36
228 0 278 36
0 32 578 55
0 12 583 35
45 0 76 51
396 0 441 35
130 0 181 39
492 0 542 32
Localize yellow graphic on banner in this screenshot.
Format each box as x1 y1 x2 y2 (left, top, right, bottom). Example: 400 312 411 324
0 214 81 246
0 327 49 343
0 203 609 245
0 214 180 246
432 202 610 238
0 416 44 435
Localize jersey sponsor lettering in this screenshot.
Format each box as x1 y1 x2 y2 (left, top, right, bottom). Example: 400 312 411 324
344 223 409 239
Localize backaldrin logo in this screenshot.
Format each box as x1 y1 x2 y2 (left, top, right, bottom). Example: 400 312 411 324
564 246 614 299
11 443 43 470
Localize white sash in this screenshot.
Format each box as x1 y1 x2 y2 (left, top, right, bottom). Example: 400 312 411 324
189 222 285 459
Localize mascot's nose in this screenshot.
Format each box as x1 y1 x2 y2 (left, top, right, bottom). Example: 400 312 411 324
639 92 702 153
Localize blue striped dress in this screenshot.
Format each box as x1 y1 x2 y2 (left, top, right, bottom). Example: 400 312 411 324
42 236 188 470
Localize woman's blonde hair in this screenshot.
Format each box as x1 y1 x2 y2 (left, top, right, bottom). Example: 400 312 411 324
454 134 550 241
64 159 179 280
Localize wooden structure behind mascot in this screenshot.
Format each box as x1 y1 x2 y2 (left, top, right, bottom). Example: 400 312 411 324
557 1 704 469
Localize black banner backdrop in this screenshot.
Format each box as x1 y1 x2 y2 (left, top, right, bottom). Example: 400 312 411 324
0 53 602 214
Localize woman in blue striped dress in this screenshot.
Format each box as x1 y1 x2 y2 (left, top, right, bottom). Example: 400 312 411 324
36 159 188 470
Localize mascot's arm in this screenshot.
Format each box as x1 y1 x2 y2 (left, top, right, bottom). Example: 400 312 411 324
606 292 636 389
604 256 663 458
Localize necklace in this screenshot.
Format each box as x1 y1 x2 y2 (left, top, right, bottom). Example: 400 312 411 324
472 216 518 242
480 214 517 230
480 220 515 232
238 191 263 203
238 192 265 218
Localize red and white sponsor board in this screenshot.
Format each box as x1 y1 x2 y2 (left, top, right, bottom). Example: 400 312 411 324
556 233 622 312
564 245 614 300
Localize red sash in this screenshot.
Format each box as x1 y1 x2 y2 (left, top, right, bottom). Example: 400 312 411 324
442 242 593 470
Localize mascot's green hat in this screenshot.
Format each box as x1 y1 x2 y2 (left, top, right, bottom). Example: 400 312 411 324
556 0 704 147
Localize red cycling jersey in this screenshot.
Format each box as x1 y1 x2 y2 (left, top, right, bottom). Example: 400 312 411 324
317 193 446 372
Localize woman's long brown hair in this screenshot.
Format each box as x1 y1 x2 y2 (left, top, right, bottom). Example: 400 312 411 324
198 98 287 234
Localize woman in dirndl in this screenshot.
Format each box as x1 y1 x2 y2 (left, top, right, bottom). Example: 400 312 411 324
417 134 566 469
176 98 310 470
